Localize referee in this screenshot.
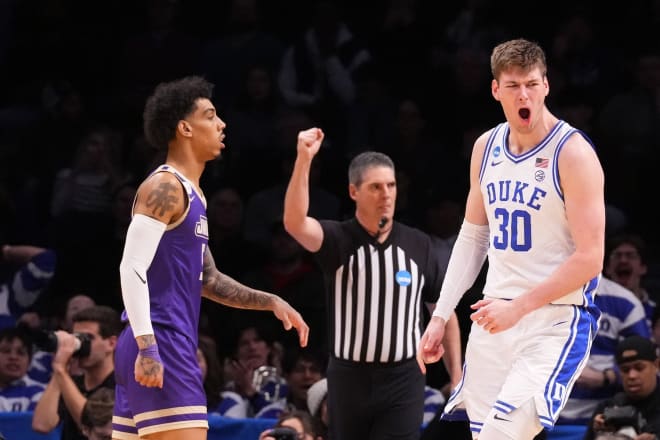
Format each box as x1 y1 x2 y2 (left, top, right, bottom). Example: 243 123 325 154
283 127 462 440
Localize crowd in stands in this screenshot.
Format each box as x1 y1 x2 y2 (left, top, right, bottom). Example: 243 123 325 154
1 0 659 439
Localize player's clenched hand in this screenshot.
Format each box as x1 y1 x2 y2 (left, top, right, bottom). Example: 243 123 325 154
272 297 309 348
296 127 324 160
470 298 523 334
134 337 164 388
417 316 446 374
134 353 164 388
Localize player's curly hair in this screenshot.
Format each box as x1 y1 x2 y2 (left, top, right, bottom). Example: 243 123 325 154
143 76 214 150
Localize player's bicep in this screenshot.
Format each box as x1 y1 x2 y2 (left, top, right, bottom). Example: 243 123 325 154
560 137 605 255
133 172 185 225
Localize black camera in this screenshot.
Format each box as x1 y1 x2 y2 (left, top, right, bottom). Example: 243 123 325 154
603 405 646 432
33 330 92 358
267 427 300 440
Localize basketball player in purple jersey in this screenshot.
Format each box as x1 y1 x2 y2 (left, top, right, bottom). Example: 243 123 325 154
112 76 309 440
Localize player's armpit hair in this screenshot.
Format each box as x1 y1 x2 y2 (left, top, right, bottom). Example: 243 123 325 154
119 214 166 337
433 220 489 321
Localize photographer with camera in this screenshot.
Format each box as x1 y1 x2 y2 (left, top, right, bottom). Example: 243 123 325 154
259 409 323 440
32 305 121 440
584 335 660 440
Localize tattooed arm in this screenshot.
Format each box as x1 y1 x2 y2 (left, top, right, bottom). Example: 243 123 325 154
120 171 185 388
201 247 309 347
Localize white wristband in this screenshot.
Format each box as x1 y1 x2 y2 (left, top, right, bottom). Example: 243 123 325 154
119 214 166 337
433 220 489 321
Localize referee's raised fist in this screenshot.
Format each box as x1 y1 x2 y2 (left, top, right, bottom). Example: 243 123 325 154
297 127 324 158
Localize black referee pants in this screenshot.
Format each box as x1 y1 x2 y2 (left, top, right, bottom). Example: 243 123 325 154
327 357 425 440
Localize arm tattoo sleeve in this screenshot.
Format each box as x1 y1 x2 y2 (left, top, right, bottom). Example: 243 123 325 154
202 247 274 310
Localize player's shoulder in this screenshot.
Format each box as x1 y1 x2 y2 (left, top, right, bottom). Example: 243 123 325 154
557 123 596 155
470 125 502 161
137 168 184 196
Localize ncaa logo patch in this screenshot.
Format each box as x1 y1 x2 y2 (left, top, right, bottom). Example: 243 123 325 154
396 270 412 287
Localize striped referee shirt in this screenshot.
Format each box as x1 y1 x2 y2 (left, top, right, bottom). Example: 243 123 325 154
316 219 442 363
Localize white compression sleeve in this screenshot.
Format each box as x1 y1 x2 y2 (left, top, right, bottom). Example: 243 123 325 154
118 214 167 337
432 220 490 321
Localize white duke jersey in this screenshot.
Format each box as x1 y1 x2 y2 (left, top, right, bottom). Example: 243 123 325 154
479 120 599 305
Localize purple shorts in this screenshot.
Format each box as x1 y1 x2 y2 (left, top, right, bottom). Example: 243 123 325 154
112 325 208 438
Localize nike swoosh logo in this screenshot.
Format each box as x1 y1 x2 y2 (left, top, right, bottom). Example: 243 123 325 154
552 320 568 327
494 413 511 422
491 160 503 166
133 269 146 284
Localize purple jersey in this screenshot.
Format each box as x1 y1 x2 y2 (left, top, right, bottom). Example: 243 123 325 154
114 165 210 437
121 164 209 342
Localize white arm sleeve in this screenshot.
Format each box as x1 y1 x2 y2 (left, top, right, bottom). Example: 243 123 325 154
118 214 167 337
432 220 490 321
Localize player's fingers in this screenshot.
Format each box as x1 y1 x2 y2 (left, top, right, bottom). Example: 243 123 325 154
416 350 427 374
298 323 309 347
282 316 293 330
470 299 491 310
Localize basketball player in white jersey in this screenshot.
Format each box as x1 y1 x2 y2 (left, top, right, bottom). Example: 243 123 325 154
417 38 605 439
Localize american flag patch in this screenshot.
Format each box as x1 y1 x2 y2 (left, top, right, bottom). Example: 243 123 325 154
535 157 549 168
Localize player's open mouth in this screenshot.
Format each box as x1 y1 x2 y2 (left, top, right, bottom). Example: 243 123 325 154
518 108 530 120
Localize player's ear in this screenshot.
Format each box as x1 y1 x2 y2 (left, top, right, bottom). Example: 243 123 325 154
178 120 193 138
491 79 500 101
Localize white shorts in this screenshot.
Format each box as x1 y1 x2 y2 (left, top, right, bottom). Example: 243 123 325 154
443 301 599 438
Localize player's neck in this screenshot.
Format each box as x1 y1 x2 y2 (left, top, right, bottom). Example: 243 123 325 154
508 113 560 155
165 155 203 187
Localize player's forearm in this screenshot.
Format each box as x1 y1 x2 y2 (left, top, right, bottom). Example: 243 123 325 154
202 270 276 310
433 220 489 320
283 156 313 230
514 250 603 314
119 214 166 337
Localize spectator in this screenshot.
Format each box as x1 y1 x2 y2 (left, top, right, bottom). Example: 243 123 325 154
277 0 371 147
559 277 651 426
240 220 327 351
61 295 96 333
307 377 328 439
223 322 286 418
583 335 660 439
0 326 45 411
259 409 323 440
80 387 114 440
0 244 56 330
605 233 657 331
255 347 327 419
32 305 121 440
197 333 247 418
